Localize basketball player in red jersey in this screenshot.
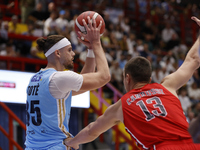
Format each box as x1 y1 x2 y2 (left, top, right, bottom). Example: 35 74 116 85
64 16 200 150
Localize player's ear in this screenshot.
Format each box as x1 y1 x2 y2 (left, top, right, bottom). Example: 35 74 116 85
55 50 60 57
126 73 131 84
149 77 152 83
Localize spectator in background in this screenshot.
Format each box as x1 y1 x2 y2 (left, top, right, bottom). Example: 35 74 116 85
79 48 87 63
56 10 68 34
117 54 127 70
160 57 176 74
46 2 56 18
21 23 37 56
118 34 129 53
162 50 176 65
187 70 200 88
142 19 154 38
136 39 144 53
28 2 47 27
64 9 71 22
151 65 164 83
0 41 17 69
103 13 112 32
161 22 176 43
43 11 59 36
104 4 124 25
193 102 200 118
68 15 79 47
187 106 195 123
144 33 154 52
139 43 149 58
113 24 123 41
165 33 180 51
0 15 8 45
68 15 78 32
0 41 17 57
109 61 123 91
188 82 200 103
177 53 185 67
131 45 140 58
8 15 29 56
192 69 200 87
178 87 192 113
101 29 112 52
109 32 120 50
174 39 188 58
73 41 85 69
120 16 130 34
69 26 78 47
126 32 136 55
8 15 22 34
105 50 115 66
20 0 35 23
28 46 46 60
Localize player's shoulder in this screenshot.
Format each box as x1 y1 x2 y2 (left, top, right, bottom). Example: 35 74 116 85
54 70 81 76
52 70 83 81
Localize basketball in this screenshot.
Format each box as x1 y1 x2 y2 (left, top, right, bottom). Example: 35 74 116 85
74 11 105 41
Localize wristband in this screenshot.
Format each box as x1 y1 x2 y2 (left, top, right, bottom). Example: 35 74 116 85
87 49 95 58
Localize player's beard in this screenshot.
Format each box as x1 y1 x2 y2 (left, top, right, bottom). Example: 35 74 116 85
64 63 74 70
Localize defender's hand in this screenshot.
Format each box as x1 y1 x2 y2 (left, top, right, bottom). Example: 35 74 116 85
64 137 79 150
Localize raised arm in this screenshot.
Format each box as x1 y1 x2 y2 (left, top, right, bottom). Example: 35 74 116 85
78 34 96 75
80 51 96 74
72 49 96 95
161 16 200 94
74 17 110 93
64 100 123 149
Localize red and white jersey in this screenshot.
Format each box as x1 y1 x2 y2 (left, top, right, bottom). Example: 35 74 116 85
121 83 192 150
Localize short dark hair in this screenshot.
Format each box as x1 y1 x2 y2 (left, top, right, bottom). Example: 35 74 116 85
36 35 65 53
124 56 152 83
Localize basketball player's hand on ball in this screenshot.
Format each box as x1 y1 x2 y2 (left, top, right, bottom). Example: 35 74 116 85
191 16 200 26
79 16 102 44
77 35 92 49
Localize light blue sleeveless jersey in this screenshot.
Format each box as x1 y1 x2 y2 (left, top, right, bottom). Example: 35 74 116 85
25 69 72 149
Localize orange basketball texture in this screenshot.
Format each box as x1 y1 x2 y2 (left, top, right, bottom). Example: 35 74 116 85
74 11 105 41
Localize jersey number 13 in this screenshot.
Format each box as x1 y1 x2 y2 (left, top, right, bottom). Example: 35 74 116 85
136 96 167 121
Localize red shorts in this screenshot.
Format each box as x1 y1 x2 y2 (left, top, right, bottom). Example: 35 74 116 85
152 139 200 150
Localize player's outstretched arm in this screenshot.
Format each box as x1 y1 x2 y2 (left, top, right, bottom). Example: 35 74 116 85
64 100 123 149
161 16 200 93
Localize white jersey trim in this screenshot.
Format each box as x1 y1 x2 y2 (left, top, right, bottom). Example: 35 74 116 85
125 127 149 150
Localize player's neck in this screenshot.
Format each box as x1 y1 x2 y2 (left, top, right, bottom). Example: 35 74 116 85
131 82 148 90
45 62 64 71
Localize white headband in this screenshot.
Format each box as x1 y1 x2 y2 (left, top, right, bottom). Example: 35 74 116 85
45 38 71 57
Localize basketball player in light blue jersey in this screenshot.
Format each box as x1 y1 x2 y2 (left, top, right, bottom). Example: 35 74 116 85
25 17 111 149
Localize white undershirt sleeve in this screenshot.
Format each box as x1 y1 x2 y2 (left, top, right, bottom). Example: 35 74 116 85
49 71 83 99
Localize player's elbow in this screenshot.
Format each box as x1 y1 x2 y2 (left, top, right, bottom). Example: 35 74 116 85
101 72 111 84
188 55 200 68
185 55 200 69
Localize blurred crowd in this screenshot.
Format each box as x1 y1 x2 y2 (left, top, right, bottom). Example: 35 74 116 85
0 0 200 143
